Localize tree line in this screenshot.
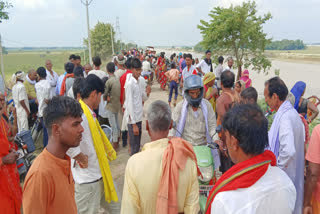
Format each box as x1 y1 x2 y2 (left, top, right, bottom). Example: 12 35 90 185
265 39 306 50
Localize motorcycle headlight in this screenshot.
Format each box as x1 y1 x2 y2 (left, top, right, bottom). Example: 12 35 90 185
198 166 214 183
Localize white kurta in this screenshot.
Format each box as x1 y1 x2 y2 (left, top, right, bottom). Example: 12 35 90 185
46 70 59 98
211 165 296 214
35 79 51 117
278 108 305 214
12 81 30 132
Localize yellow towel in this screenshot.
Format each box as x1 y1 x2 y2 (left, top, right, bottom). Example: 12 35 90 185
79 99 118 202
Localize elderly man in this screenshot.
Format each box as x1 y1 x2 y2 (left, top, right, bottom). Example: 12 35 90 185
45 60 59 97
24 69 38 124
121 100 200 214
114 54 126 79
170 75 220 168
265 77 305 214
83 63 92 78
223 57 234 74
206 104 296 214
12 71 30 132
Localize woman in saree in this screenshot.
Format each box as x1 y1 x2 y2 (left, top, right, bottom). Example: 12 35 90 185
159 57 167 90
240 69 252 88
291 81 319 123
203 72 218 112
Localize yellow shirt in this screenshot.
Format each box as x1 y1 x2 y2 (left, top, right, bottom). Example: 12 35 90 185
24 80 36 99
121 138 200 214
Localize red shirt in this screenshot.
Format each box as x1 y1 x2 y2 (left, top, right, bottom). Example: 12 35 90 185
120 70 132 105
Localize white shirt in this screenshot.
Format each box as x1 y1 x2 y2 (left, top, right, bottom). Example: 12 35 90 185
12 81 30 118
142 60 151 72
67 87 74 99
124 74 146 124
277 108 305 214
215 64 224 88
88 69 108 80
182 65 198 81
67 106 102 184
223 65 234 74
211 165 296 214
196 59 211 74
46 70 59 97
35 79 51 117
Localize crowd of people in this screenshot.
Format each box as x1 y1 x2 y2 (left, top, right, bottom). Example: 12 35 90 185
0 48 319 214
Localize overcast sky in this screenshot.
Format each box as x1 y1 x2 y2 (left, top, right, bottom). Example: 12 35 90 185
0 0 319 47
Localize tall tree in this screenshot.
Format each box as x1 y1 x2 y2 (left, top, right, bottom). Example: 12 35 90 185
198 1 272 78
84 22 115 60
0 1 12 23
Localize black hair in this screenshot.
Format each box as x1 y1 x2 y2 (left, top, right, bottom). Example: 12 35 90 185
185 53 192 59
125 57 132 69
80 74 105 99
218 56 224 64
131 58 142 69
36 67 47 78
74 55 81 60
265 77 288 101
101 76 108 85
73 66 84 77
65 62 75 74
106 62 115 73
221 70 235 88
241 87 258 103
171 62 176 69
69 54 76 60
206 50 211 54
92 56 102 67
222 104 268 155
183 53 187 59
44 96 83 136
72 77 85 99
15 71 23 75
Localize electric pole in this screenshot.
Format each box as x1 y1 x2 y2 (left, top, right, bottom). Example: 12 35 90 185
116 16 122 50
81 0 93 64
0 34 6 94
110 24 115 55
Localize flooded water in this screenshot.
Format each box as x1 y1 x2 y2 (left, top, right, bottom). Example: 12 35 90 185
156 48 320 98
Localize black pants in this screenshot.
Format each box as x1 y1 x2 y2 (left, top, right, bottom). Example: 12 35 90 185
127 122 142 156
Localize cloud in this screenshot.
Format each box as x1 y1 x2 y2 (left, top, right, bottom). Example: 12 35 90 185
14 0 46 10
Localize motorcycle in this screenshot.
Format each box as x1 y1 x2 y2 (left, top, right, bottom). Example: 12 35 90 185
14 130 36 181
173 123 222 213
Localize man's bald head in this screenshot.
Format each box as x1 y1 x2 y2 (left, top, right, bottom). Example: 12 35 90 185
28 69 38 81
45 60 53 71
84 63 92 75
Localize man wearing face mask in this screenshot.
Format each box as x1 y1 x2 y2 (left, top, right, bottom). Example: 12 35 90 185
169 75 219 147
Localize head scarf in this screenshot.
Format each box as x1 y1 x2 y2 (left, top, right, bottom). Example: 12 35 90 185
203 72 216 85
239 70 252 88
116 55 126 65
11 71 25 84
290 81 306 111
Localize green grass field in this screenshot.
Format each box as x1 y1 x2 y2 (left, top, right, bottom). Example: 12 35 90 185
265 45 320 62
1 50 88 81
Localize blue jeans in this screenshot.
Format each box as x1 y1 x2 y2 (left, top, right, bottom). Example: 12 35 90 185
40 117 48 147
168 81 178 102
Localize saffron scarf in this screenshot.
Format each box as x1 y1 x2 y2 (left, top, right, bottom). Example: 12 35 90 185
205 150 276 213
79 99 118 202
156 137 200 214
268 100 293 159
59 73 74 96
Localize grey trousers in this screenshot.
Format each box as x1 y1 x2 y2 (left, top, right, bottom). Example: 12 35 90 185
106 110 120 143
75 178 121 214
127 121 142 155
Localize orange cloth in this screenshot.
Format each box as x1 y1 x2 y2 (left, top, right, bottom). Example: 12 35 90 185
0 132 22 214
23 149 77 214
156 137 200 214
59 73 74 96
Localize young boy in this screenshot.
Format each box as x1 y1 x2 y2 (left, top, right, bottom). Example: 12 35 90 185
35 67 52 147
124 58 150 155
104 62 121 150
165 63 180 107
